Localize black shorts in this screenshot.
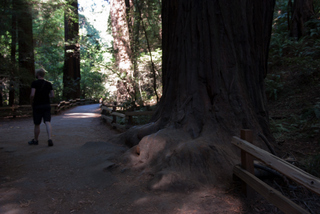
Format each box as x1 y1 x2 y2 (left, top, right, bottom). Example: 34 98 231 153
33 104 51 125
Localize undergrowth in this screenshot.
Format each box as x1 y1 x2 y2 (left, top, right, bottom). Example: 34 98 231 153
267 1 320 177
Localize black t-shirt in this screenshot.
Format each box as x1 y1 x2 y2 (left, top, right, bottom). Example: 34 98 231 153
31 79 53 106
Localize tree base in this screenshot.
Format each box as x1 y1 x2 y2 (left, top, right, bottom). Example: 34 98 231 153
111 123 246 191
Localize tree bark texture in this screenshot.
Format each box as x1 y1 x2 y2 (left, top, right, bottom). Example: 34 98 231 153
63 0 81 99
289 0 314 40
118 0 276 190
158 0 275 138
110 0 134 102
17 0 35 105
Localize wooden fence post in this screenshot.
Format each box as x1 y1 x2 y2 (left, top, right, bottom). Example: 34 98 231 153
240 129 255 199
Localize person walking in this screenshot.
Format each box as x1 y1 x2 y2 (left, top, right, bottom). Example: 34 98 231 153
28 68 55 147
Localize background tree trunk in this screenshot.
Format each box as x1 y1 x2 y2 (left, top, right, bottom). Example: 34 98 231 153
110 0 134 102
10 0 17 106
289 0 314 39
63 0 81 99
119 0 276 190
17 0 34 105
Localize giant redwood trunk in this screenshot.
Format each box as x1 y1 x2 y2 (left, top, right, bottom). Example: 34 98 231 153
63 0 81 99
116 0 276 190
17 0 34 105
289 0 314 40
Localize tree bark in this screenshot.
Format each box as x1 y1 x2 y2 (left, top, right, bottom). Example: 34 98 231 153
63 0 81 99
10 0 17 106
17 0 35 105
158 0 275 138
289 0 314 40
110 0 134 102
117 0 276 190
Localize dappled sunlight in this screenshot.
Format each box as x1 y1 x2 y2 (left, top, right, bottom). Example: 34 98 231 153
133 196 149 205
62 113 100 119
131 188 244 213
0 188 26 214
174 188 243 214
1 208 24 214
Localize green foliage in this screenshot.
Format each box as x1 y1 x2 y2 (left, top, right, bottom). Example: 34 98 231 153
270 101 320 141
268 0 320 152
137 48 162 102
105 0 162 104
79 12 108 99
265 73 284 100
267 0 320 102
33 2 65 101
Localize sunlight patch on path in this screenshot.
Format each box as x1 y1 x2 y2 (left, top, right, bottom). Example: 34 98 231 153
62 113 100 119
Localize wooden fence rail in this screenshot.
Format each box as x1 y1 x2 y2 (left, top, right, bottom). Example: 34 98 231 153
100 104 154 131
232 129 320 214
0 98 98 118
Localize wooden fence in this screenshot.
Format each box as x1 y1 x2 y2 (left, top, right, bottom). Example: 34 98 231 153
0 98 98 118
100 102 154 131
232 129 320 214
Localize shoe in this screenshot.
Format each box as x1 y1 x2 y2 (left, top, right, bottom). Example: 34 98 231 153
48 139 53 147
28 139 38 145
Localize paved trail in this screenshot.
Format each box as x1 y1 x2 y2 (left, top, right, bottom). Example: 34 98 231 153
0 104 243 214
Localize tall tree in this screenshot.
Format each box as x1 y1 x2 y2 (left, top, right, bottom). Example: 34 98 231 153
9 0 17 106
289 0 315 39
121 0 276 189
110 0 134 102
63 0 81 99
17 0 35 105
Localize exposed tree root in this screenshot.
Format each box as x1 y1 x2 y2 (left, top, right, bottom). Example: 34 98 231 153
111 123 250 191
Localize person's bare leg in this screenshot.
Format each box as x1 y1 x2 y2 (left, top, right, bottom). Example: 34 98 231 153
34 125 40 141
44 122 52 140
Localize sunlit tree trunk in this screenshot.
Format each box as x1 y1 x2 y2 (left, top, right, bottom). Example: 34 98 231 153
63 0 81 99
289 0 314 39
128 0 140 103
17 0 34 105
120 0 276 189
110 0 134 102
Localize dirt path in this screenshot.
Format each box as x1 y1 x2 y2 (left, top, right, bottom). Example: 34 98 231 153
0 104 244 214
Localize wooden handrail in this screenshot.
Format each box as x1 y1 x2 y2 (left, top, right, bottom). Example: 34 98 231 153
232 136 320 195
101 106 113 112
233 165 309 214
111 112 125 118
100 102 154 130
125 111 155 116
232 130 320 214
0 98 98 117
